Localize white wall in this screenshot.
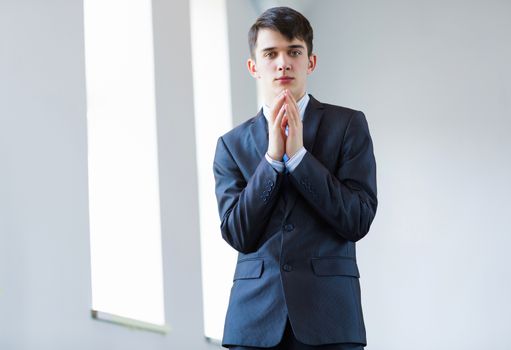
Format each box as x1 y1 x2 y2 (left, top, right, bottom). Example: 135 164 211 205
226 0 258 126
307 1 511 349
0 0 219 349
226 0 511 349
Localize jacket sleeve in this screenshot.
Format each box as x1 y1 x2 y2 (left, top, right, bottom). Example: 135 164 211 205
289 110 378 241
213 136 283 253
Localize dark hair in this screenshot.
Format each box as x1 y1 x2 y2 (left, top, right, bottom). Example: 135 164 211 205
248 6 313 59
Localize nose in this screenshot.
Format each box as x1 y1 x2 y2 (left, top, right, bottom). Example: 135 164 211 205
277 55 291 71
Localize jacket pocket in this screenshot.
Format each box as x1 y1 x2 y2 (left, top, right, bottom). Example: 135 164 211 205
311 256 360 277
233 258 264 281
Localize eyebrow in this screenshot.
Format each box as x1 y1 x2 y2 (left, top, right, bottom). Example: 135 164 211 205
261 44 305 52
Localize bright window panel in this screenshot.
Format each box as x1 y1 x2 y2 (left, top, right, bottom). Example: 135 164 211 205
84 0 165 326
190 0 236 341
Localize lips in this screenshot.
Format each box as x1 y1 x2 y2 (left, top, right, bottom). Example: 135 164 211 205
276 76 294 83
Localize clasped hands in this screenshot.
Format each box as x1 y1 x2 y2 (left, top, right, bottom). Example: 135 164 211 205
267 89 303 161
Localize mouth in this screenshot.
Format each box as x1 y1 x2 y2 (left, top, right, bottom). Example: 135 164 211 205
275 76 294 83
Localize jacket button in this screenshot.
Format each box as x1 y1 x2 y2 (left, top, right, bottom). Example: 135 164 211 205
282 264 293 272
284 224 294 232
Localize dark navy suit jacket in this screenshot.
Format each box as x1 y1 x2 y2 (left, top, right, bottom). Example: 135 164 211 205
213 95 377 348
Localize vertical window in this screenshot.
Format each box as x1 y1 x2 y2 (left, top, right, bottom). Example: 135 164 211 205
84 0 166 328
190 0 236 342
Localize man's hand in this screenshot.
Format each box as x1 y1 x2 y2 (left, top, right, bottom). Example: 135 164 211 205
267 90 287 161
283 92 303 158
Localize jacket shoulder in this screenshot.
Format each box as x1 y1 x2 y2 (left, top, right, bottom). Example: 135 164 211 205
218 112 262 154
308 94 364 119
220 114 258 141
321 101 363 118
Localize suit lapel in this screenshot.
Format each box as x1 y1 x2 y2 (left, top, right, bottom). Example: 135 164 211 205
301 95 325 155
249 108 268 161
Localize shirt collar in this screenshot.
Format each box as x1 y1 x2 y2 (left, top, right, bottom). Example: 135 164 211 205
262 93 310 123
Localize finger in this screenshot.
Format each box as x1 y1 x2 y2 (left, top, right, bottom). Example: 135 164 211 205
271 91 287 120
281 116 288 138
281 112 288 130
287 90 294 100
285 100 299 128
275 89 287 106
286 90 298 107
285 92 298 112
273 102 286 127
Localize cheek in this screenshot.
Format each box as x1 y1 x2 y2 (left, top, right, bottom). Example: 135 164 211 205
262 66 275 79
265 63 276 72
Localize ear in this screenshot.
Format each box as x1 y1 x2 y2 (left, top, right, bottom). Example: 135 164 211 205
307 54 317 75
247 58 260 79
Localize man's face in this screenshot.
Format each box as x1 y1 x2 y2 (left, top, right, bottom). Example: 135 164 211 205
247 28 316 105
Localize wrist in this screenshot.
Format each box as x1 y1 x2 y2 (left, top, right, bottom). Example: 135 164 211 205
286 145 303 159
266 151 283 161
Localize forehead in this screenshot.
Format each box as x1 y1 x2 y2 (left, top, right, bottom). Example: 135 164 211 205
255 28 306 52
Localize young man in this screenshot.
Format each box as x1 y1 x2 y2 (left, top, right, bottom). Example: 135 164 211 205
213 7 377 350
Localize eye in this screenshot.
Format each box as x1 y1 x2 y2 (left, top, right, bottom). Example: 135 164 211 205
290 50 302 57
264 51 276 58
